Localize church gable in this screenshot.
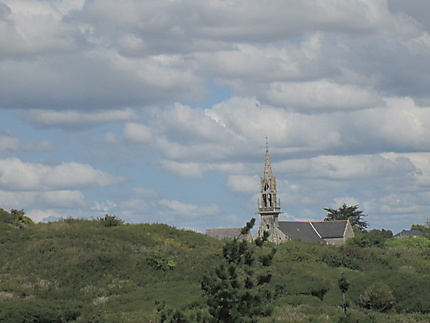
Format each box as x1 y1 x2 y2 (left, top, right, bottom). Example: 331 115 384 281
311 221 349 239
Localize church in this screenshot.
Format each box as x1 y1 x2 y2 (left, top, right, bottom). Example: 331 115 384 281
206 143 354 245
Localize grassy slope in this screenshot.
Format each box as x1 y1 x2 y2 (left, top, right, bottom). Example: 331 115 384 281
0 220 429 322
0 220 221 322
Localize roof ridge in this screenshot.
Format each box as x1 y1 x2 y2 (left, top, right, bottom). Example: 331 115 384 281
279 221 311 223
309 222 322 239
279 220 348 223
312 220 348 223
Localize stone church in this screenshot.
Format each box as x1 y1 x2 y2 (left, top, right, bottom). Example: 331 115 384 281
206 142 354 245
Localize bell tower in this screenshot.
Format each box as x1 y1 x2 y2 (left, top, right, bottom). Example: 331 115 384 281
257 139 284 242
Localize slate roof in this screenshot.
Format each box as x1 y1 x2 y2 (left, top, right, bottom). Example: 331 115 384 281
395 229 424 238
311 221 348 239
205 228 250 240
278 221 324 242
278 220 349 242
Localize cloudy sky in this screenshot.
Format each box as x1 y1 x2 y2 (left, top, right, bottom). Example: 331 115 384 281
1 0 430 234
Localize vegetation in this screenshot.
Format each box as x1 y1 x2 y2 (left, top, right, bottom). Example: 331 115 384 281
0 208 34 228
200 218 275 322
324 204 368 232
411 220 430 239
0 211 429 322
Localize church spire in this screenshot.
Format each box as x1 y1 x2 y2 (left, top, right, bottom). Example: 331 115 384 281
258 138 280 213
257 138 283 242
263 137 273 179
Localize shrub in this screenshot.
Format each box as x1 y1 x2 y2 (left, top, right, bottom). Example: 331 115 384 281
0 299 81 323
359 282 395 312
385 237 430 250
146 253 177 271
97 214 124 227
348 229 393 248
0 208 34 228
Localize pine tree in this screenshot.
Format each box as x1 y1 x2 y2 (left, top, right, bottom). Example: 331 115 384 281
201 218 276 323
324 204 368 232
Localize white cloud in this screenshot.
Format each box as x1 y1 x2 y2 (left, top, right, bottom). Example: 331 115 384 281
331 197 361 209
160 160 204 178
2 0 427 113
92 200 117 214
160 199 220 218
122 123 153 143
227 175 259 193
0 190 87 211
382 152 430 187
41 190 87 208
0 0 82 57
0 158 123 191
0 129 54 155
266 80 381 111
0 130 20 152
110 96 430 165
26 209 66 223
21 108 138 129
43 162 124 188
2 0 430 234
294 154 417 180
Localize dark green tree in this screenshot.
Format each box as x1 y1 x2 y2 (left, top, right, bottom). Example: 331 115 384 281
97 214 124 227
324 204 368 232
338 274 350 315
200 218 275 323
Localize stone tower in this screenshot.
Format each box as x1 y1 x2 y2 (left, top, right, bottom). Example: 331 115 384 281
257 140 285 243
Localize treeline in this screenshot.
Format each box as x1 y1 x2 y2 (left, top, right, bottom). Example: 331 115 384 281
0 210 429 322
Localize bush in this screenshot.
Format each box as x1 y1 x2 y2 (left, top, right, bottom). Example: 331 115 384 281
385 237 430 250
359 282 395 312
348 229 393 248
0 208 34 228
0 299 81 323
97 214 124 227
146 252 177 271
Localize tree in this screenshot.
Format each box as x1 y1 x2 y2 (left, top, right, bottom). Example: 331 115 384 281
359 282 395 312
200 218 276 323
0 208 34 228
324 204 368 232
97 214 124 227
338 274 350 315
347 229 393 248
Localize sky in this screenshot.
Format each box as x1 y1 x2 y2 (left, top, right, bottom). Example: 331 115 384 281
1 0 430 234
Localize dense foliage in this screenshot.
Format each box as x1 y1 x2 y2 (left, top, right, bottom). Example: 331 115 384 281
324 204 368 232
0 208 34 228
0 214 429 322
200 219 275 322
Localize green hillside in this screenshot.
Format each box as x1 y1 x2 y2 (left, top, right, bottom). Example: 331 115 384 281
0 213 429 322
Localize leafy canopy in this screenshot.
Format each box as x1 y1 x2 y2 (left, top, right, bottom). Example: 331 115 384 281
324 204 368 232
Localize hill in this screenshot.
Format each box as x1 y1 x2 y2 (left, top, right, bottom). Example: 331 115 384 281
0 216 429 322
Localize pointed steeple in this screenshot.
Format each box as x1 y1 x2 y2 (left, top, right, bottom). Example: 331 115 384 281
263 137 273 179
257 138 284 243
258 138 280 213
